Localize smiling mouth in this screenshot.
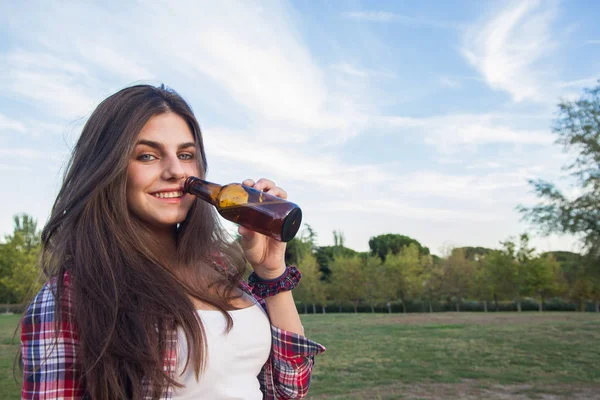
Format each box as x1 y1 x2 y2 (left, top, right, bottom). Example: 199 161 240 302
151 191 184 199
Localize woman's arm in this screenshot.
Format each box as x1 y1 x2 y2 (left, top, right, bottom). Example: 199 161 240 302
244 272 326 400
264 290 303 335
237 178 326 398
259 267 305 336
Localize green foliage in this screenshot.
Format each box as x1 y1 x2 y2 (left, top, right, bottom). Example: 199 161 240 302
361 256 387 312
525 254 565 307
519 83 600 258
294 253 327 309
368 233 429 262
442 248 475 311
315 244 358 279
380 244 428 312
0 214 43 304
327 255 368 313
486 234 538 311
453 246 493 261
285 224 317 266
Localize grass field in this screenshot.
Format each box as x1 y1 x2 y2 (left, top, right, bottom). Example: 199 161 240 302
2 312 599 399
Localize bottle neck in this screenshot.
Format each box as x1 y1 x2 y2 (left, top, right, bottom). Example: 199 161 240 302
184 177 222 206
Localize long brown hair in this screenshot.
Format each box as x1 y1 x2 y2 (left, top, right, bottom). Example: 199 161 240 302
35 84 246 399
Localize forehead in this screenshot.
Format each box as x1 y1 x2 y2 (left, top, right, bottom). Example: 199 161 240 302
136 112 195 144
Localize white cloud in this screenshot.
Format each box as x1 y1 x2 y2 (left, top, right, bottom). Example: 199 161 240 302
462 0 558 103
204 128 394 189
0 0 582 255
0 164 32 172
0 113 26 133
75 41 155 82
342 11 398 22
557 77 599 89
0 1 374 145
2 51 100 119
438 76 462 88
391 169 536 205
331 63 396 79
336 198 498 222
380 113 554 152
341 11 460 29
0 148 67 162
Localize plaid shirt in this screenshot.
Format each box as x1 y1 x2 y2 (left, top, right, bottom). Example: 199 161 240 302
21 272 325 399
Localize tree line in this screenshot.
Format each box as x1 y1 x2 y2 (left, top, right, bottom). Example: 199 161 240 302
288 229 598 313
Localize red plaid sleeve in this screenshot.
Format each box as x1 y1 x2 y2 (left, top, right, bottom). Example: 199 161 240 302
20 275 86 399
259 326 326 399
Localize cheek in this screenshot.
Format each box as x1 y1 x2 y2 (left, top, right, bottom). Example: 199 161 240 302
187 163 200 177
126 164 148 191
126 165 146 204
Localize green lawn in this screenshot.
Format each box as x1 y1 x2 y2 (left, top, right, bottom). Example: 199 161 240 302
2 312 599 399
0 314 21 400
304 312 600 399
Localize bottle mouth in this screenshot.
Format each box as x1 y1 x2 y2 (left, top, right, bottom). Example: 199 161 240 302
183 176 199 193
281 207 302 242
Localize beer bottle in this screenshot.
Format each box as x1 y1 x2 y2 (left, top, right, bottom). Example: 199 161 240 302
184 176 302 242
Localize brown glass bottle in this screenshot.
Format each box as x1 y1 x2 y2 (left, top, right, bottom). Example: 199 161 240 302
184 176 302 242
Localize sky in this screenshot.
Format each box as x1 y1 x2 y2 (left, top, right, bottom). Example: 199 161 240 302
0 0 599 256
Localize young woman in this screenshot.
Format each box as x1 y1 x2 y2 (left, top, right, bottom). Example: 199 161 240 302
20 84 325 399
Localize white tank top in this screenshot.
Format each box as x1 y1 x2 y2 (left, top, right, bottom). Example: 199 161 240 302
172 304 272 399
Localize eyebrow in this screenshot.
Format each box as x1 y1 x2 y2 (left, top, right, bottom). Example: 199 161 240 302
135 140 196 150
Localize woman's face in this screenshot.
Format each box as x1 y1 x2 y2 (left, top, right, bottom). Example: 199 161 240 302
126 112 200 231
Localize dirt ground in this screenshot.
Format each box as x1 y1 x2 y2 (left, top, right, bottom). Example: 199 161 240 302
310 381 600 400
369 312 599 326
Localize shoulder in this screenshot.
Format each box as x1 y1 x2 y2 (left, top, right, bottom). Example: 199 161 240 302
22 271 75 328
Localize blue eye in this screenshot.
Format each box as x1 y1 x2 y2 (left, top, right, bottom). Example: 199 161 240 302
138 154 157 162
179 153 194 160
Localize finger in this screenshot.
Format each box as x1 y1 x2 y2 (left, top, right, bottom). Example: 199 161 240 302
265 186 288 200
242 179 255 187
238 225 258 242
253 178 275 192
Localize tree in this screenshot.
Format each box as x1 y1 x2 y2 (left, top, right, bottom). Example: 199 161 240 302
362 256 387 313
442 248 475 312
294 253 327 314
525 254 564 311
381 244 423 313
485 235 533 312
328 255 367 313
0 213 43 304
333 230 345 247
542 251 593 311
285 224 317 266
369 234 430 262
315 231 358 279
519 84 600 265
454 246 493 262
471 254 494 312
420 259 444 313
485 250 514 310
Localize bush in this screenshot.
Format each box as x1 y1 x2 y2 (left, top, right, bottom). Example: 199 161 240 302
296 298 600 313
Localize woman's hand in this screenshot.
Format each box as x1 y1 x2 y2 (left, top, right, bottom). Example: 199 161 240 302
238 178 288 280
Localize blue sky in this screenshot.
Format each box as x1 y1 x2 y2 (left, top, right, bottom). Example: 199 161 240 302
0 0 599 255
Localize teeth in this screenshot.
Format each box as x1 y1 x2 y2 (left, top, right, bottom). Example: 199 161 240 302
153 191 183 199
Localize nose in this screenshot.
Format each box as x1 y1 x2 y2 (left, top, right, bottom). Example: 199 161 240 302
162 155 186 181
